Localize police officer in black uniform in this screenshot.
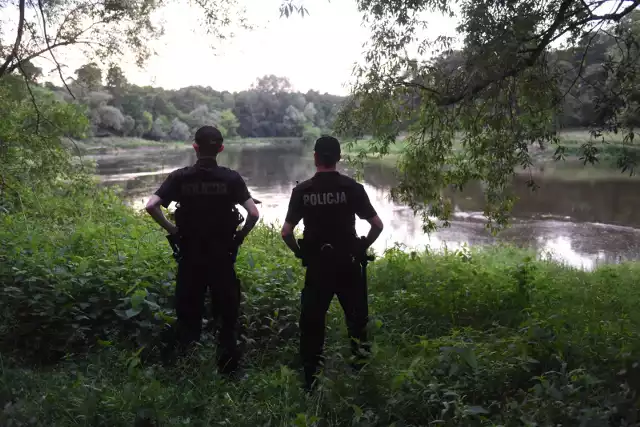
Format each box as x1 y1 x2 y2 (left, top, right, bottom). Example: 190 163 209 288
145 125 260 375
280 135 384 391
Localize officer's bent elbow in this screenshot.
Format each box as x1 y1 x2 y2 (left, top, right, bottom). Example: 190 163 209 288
145 195 163 212
281 226 293 240
370 216 384 230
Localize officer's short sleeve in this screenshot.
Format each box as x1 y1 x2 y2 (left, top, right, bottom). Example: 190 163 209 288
231 172 252 205
154 171 180 208
353 183 377 220
284 187 303 226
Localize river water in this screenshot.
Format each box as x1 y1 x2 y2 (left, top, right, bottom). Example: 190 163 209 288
93 145 640 270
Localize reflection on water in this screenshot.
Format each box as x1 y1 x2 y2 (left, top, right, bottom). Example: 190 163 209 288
95 145 640 270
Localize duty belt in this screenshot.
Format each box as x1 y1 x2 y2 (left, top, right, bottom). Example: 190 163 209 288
298 238 359 264
320 243 334 252
166 234 238 263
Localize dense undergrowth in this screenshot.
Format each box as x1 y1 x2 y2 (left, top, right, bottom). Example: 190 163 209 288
2 183 640 426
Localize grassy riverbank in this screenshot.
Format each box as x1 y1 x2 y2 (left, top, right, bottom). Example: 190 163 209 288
70 136 309 156
343 130 640 174
68 137 191 155
2 183 640 426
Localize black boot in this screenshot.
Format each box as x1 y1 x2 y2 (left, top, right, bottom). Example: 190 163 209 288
350 341 371 373
218 347 241 375
303 365 319 393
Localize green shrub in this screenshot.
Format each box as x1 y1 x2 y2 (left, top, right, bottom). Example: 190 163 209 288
3 184 640 425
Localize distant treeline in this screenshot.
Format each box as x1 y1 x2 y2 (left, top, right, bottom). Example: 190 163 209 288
24 67 344 142
13 21 638 144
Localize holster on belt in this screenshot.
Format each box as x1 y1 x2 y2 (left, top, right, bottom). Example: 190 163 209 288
175 235 237 264
166 234 182 261
296 238 308 267
297 238 361 267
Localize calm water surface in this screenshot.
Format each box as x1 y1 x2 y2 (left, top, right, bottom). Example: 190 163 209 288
93 145 640 270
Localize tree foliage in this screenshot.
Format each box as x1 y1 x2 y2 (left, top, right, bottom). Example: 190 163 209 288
0 75 89 211
37 67 339 140
0 0 258 82
336 0 640 232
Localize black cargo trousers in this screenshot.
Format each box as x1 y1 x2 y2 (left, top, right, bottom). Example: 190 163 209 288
174 237 241 374
299 248 371 386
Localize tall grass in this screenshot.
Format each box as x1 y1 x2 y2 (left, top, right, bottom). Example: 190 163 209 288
2 183 640 426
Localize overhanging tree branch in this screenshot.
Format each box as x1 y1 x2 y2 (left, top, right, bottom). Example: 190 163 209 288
52 2 93 47
424 0 640 107
16 55 41 132
436 0 576 106
6 39 104 75
0 0 27 77
580 0 595 17
6 41 74 74
5 11 112 77
572 0 640 28
559 22 606 101
393 78 441 96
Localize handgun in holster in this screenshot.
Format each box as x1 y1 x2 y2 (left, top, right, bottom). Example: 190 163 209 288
354 237 375 287
229 198 262 264
296 238 308 267
166 234 181 261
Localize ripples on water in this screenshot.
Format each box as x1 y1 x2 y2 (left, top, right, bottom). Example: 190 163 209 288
94 145 640 270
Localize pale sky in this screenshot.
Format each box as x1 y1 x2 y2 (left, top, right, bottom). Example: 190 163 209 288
3 0 625 95
32 0 459 95
124 0 373 95
122 0 617 95
123 0 459 95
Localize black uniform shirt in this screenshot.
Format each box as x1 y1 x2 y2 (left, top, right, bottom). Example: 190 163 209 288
285 171 377 246
154 158 251 238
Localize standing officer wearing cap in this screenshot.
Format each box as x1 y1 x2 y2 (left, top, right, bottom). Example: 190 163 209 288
145 125 260 375
280 135 384 391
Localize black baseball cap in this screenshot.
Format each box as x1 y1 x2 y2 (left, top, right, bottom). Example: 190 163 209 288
194 125 224 147
314 136 341 163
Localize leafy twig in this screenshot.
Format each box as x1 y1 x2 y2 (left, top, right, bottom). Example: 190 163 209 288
559 22 606 101
15 55 42 133
37 0 75 99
